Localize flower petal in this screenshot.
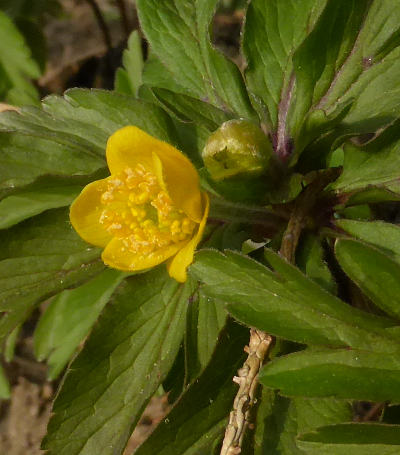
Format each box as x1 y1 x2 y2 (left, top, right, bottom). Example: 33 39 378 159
167 192 210 282
152 151 202 223
107 126 202 222
70 179 112 247
102 238 187 272
106 126 155 173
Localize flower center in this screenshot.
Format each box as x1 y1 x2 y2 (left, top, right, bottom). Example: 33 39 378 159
99 164 196 253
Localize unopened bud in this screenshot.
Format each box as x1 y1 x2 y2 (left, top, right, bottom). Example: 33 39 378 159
202 120 273 181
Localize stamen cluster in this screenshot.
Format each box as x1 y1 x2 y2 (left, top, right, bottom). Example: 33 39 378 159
99 164 195 254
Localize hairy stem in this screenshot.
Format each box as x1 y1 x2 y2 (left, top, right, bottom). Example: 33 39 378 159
220 330 274 455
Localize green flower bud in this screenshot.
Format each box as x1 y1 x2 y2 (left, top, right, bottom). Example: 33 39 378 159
202 120 273 181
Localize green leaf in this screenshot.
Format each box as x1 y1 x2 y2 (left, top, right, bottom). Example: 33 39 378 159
134 320 248 455
243 0 327 128
191 249 400 353
290 0 369 136
0 130 104 192
34 269 126 379
4 324 20 362
185 290 226 383
151 88 232 132
335 239 400 320
136 0 255 119
260 348 400 402
297 234 337 294
0 364 10 399
336 219 400 264
0 89 176 199
0 10 40 105
150 88 233 156
331 126 400 194
43 268 194 455
114 31 143 96
141 53 189 96
0 184 81 229
0 89 176 156
291 0 400 152
298 423 400 454
255 392 352 455
254 390 301 455
337 204 372 221
0 208 104 343
197 291 226 369
294 397 352 435
345 187 400 206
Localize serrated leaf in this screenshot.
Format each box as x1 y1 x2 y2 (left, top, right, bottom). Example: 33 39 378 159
243 0 327 128
0 10 40 105
338 204 372 221
335 239 400 320
0 184 81 229
114 30 143 96
136 0 255 119
345 187 400 205
43 268 194 455
141 53 189 97
298 423 400 454
152 88 232 132
255 392 352 455
134 320 248 455
291 0 400 153
297 234 337 294
150 88 233 157
290 0 369 136
34 269 126 379
0 89 176 220
254 390 301 455
0 89 176 159
197 291 226 368
185 290 226 383
260 348 400 402
0 208 104 343
336 219 400 264
331 126 400 194
191 249 400 352
0 129 104 192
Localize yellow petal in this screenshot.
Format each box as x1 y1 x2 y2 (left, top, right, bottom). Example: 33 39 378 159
167 192 210 282
152 150 202 223
107 126 202 222
101 238 187 272
70 179 112 247
106 126 155 173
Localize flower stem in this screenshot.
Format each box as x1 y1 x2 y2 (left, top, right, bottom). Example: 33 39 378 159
220 330 274 455
219 168 340 454
209 196 287 230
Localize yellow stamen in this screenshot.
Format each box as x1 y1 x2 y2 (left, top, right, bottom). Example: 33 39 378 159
99 165 196 254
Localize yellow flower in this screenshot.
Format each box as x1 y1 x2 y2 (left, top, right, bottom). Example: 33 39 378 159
70 126 209 282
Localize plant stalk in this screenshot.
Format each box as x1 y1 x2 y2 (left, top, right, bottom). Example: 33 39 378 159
219 168 340 454
220 330 274 455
